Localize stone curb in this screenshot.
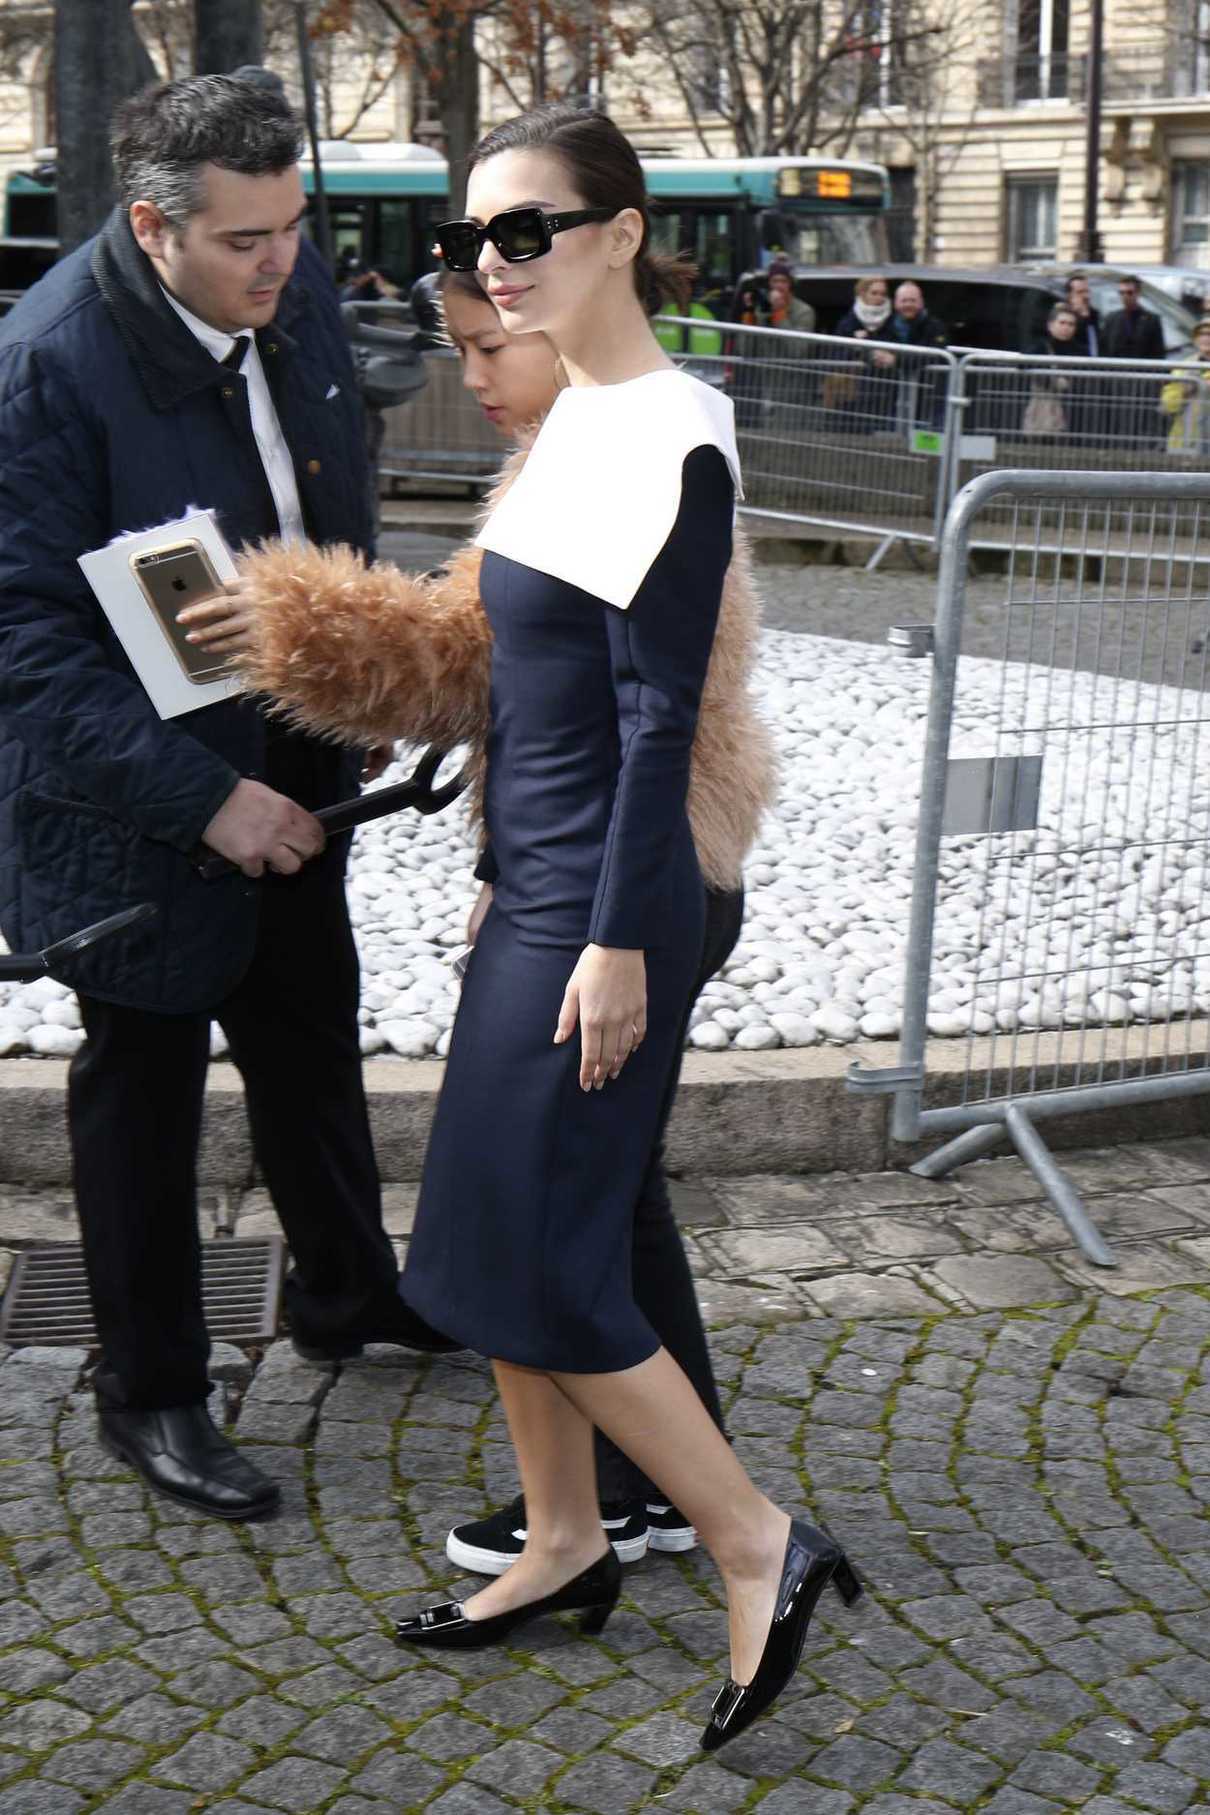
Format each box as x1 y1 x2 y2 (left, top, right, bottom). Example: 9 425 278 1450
1 1031 1207 1187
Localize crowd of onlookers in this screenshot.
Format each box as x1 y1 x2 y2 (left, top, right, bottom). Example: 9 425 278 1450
731 263 1210 452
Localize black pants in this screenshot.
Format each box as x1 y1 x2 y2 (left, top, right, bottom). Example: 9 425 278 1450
70 842 398 1411
593 884 744 1504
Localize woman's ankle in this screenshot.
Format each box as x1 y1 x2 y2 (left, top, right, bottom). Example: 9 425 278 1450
520 1526 608 1568
709 1500 790 1583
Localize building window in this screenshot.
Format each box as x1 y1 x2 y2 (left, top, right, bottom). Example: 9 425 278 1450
1015 0 1070 100
1172 162 1210 266
1194 0 1210 94
887 167 917 261
1005 175 1058 259
684 43 730 114
852 0 904 109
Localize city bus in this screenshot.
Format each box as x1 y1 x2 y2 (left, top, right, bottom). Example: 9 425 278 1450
2 143 891 312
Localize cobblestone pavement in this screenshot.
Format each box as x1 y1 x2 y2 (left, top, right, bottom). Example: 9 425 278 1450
4 1141 1210 1814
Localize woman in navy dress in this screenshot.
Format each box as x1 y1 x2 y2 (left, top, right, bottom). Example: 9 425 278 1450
394 102 861 1750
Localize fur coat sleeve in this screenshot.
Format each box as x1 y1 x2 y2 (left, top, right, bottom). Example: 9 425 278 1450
234 537 492 753
234 450 777 892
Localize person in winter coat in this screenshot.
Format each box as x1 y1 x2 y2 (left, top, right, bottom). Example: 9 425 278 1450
1101 275 1167 446
831 275 898 427
1022 302 1082 440
194 261 776 1582
886 282 949 428
1161 317 1210 454
0 74 454 1524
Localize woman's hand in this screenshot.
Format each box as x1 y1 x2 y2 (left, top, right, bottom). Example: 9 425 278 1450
871 348 896 369
362 743 394 783
467 882 493 946
177 580 259 657
554 944 647 1091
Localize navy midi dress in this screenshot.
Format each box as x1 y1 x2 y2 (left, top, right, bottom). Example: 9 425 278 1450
401 371 739 1373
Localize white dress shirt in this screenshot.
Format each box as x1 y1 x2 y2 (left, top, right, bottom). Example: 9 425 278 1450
161 286 306 544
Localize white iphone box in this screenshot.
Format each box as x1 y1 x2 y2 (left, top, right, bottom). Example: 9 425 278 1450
78 509 244 720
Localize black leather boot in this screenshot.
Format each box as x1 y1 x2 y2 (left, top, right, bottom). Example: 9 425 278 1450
98 1405 281 1521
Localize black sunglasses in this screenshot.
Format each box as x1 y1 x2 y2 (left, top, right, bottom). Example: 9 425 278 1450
434 206 615 273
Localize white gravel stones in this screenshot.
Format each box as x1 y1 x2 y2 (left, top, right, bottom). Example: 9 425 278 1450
1 622 1207 1060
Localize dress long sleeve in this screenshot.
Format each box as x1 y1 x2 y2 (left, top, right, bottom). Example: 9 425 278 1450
587 446 733 950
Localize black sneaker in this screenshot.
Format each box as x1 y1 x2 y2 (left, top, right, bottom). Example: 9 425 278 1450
646 1501 697 1552
446 1495 650 1576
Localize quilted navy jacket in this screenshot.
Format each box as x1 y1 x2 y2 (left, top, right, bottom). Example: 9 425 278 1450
0 212 369 1010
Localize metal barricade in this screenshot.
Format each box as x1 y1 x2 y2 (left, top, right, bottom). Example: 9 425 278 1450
379 346 501 489
658 317 958 565
945 351 1210 558
370 313 958 544
848 469 1210 1267
337 300 501 492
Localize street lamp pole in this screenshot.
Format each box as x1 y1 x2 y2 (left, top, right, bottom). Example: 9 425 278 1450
1081 0 1105 261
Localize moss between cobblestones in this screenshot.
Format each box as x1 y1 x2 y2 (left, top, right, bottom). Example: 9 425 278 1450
4 1294 1210 1812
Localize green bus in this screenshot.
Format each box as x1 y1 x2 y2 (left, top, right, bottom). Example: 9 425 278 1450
3 143 890 309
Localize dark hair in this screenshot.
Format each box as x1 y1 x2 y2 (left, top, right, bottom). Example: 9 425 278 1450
1120 274 1142 287
467 101 694 316
438 266 490 305
1065 270 1087 291
435 265 495 344
111 75 304 226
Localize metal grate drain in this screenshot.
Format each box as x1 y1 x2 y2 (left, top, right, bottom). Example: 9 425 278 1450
0 1237 286 1348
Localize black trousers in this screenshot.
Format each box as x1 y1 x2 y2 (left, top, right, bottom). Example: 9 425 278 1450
70 840 398 1411
593 884 744 1504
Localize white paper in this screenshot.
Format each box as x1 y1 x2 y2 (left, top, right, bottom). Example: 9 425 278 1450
476 369 742 610
78 510 243 720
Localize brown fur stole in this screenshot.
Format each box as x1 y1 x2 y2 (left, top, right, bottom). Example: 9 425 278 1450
236 447 777 890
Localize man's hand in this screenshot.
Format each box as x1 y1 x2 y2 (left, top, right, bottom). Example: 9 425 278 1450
201 779 325 879
176 579 258 658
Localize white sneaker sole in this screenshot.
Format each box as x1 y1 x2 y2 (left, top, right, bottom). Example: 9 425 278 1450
445 1532 516 1576
446 1526 651 1576
647 1527 697 1553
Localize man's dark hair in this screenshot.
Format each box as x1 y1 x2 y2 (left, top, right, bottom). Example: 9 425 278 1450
111 74 304 227
1065 270 1087 291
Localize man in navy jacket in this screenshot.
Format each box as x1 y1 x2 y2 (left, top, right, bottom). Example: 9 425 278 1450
0 75 453 1521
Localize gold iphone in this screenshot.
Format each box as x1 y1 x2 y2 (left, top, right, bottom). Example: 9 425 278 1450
129 539 230 684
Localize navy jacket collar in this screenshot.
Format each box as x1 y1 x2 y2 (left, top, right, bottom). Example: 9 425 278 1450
90 207 306 412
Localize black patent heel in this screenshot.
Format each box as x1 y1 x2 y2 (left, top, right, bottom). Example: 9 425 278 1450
831 1556 863 1607
701 1520 861 1754
395 1547 621 1651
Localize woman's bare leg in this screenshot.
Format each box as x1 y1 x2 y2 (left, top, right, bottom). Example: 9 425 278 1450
461 1362 608 1621
553 1347 792 1686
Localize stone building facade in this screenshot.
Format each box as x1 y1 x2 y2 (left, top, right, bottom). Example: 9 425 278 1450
2 1 1208 273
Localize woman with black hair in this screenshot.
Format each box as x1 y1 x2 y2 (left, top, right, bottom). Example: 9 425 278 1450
233 102 863 1752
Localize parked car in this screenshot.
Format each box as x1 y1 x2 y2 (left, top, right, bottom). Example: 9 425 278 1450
724 263 1198 355
718 263 1201 439
1014 264 1205 349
